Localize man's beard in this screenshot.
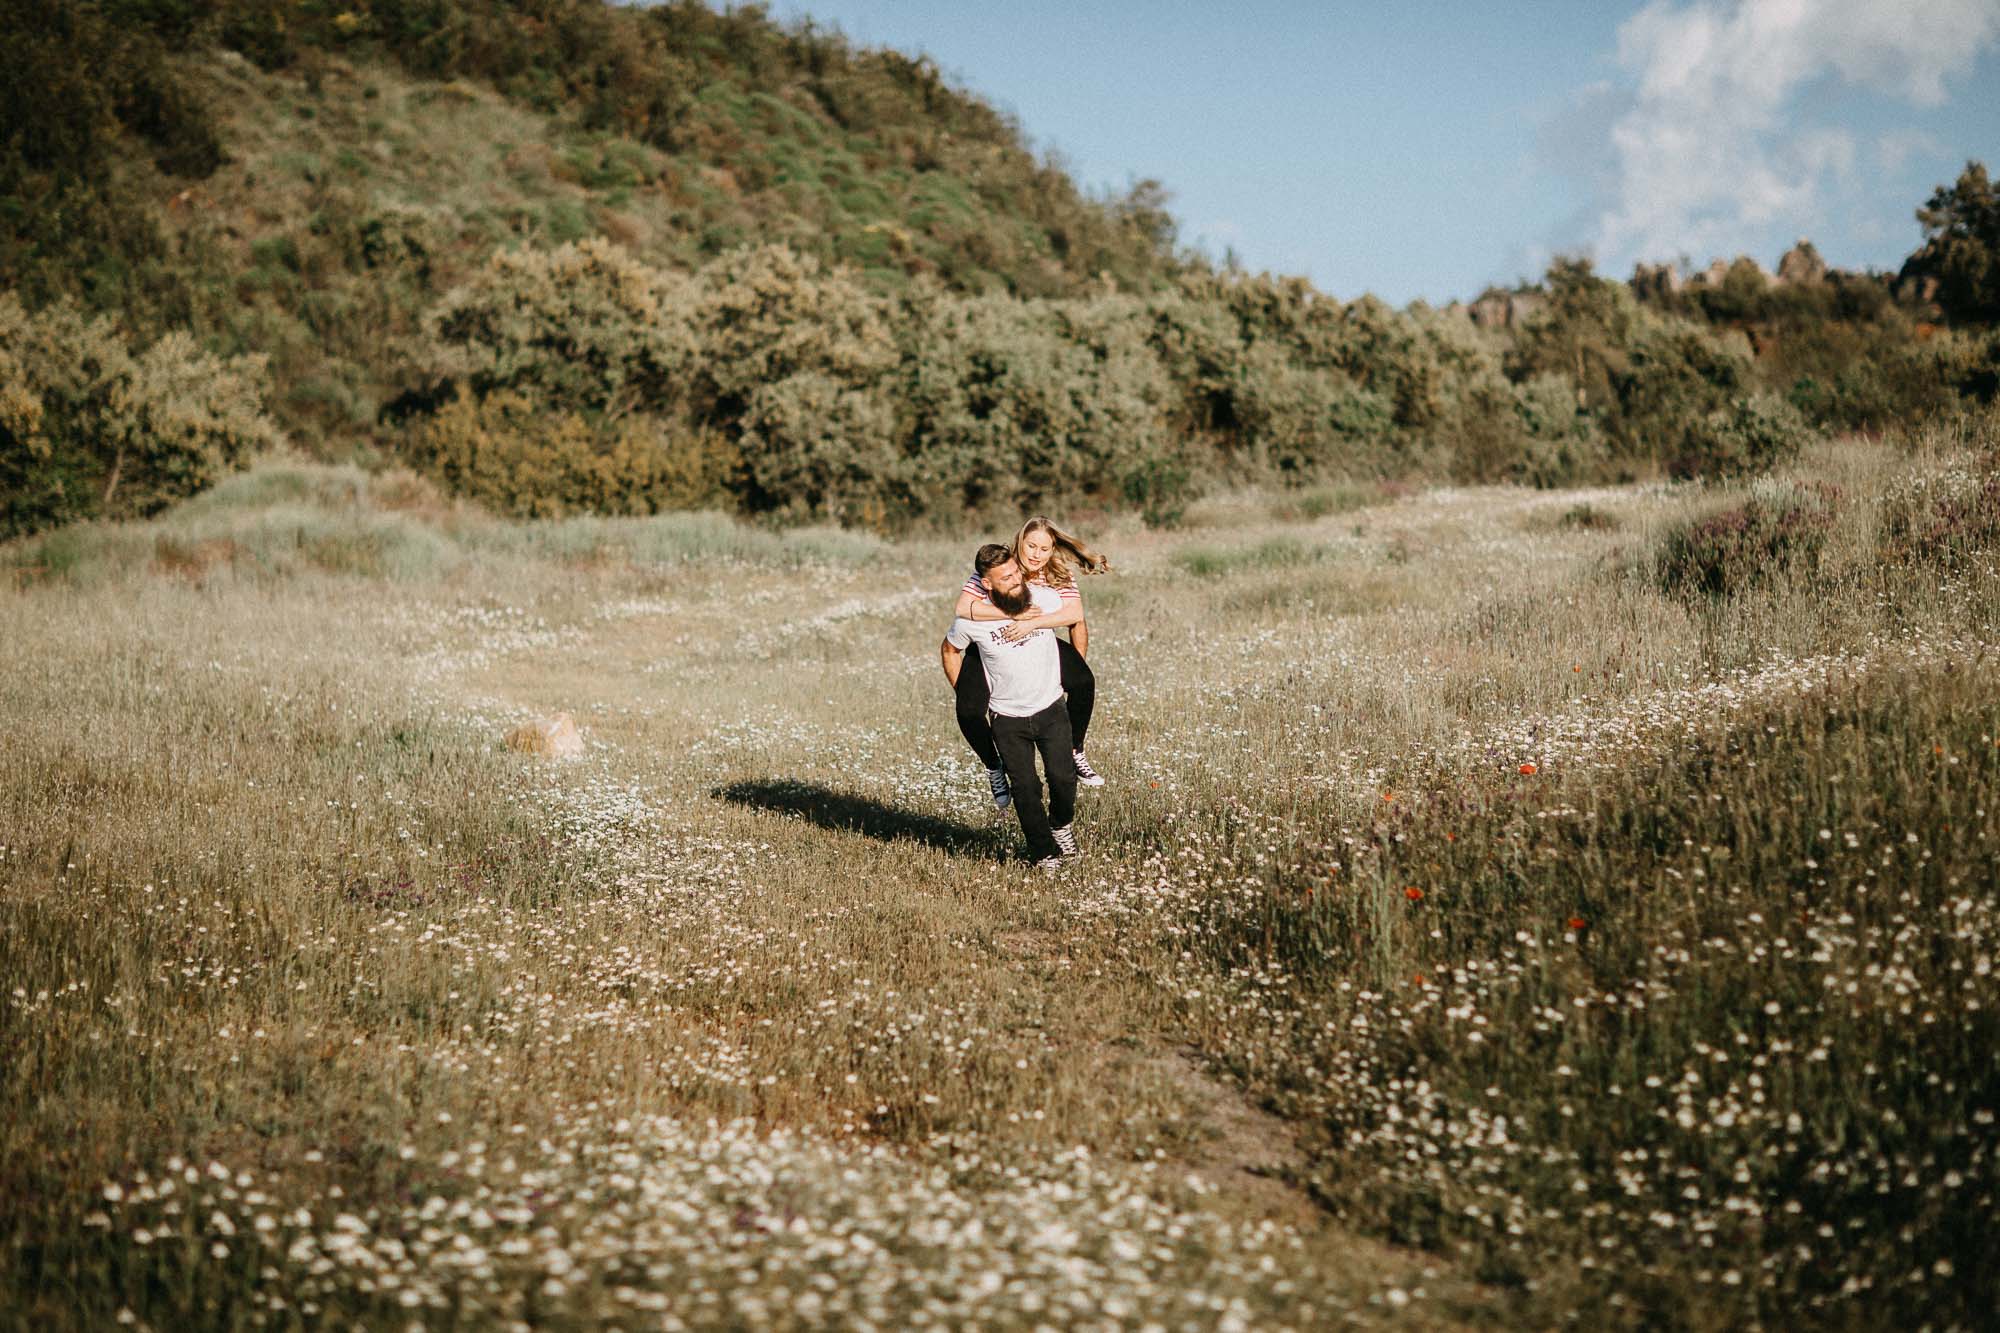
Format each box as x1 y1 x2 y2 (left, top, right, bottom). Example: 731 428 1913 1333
989 582 1032 616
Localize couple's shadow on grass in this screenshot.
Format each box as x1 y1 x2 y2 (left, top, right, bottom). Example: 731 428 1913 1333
714 778 1004 857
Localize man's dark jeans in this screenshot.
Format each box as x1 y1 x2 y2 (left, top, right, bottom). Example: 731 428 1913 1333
990 698 1076 862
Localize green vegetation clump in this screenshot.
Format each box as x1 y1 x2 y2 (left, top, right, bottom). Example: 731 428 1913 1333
382 229 1994 527
1902 161 2000 325
1507 259 1804 479
399 243 1632 528
406 388 732 520
1123 453 1200 528
1 294 278 538
1668 392 1814 480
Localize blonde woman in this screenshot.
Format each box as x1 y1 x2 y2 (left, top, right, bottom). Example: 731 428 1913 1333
953 517 1110 809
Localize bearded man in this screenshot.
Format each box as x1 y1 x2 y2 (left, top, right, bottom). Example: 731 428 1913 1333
939 543 1082 869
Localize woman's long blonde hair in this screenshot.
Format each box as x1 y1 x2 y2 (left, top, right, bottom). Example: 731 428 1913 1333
1012 516 1111 590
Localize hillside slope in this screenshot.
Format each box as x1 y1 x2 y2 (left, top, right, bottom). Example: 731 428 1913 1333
2 2 1993 543
2 0 1177 315
2 0 1179 467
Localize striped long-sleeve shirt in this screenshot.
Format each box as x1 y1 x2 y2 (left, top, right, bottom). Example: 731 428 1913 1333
962 572 1081 604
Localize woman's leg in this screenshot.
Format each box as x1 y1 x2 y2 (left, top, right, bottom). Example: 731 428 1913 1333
1058 638 1095 749
954 652 1001 770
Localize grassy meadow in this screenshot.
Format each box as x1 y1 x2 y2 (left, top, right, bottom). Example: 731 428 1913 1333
5 417 2000 1328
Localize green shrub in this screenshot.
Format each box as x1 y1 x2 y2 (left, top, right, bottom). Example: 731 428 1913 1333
1558 502 1617 531
1774 321 1963 431
1505 372 1606 485
1232 345 1395 476
894 290 1170 517
0 0 220 308
424 238 697 416
1173 535 1318 578
1448 370 1605 486
1121 454 1198 529
686 245 902 521
1505 258 1800 479
687 244 897 406
1654 480 1841 600
405 387 733 519
1504 258 1646 423
1668 392 1816 480
735 372 900 525
0 294 279 538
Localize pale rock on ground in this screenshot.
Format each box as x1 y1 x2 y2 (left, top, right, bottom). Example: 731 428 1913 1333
506 711 584 759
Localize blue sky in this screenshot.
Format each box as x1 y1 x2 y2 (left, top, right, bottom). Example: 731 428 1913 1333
768 0 2000 305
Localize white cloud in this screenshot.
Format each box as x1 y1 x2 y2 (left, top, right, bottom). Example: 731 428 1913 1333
1590 0 2000 270
1877 127 1944 174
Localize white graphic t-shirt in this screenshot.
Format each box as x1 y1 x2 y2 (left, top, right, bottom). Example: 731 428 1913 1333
946 584 1063 718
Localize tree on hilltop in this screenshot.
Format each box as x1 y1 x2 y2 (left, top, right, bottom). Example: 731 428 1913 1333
1904 161 2000 324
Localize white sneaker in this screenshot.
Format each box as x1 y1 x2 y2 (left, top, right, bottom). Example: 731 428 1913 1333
1032 855 1065 874
1072 750 1105 787
1052 824 1080 859
987 766 1012 812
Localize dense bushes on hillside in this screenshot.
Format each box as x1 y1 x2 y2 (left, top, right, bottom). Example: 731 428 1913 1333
1626 201 2000 435
1507 259 1815 475
0 294 279 537
398 239 1699 526
0 0 220 315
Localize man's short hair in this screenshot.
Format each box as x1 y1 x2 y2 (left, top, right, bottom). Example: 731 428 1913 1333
974 542 1014 576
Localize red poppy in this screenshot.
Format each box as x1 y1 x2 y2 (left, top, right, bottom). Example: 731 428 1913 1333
1405 886 1424 901
1519 762 1538 775
1567 916 1586 930
1413 972 1426 985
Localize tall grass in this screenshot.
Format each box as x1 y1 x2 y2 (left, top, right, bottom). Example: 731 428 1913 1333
1176 646 2000 1324
2 459 891 591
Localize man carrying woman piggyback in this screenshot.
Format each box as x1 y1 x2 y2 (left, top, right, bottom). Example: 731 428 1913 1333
945 517 1109 819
